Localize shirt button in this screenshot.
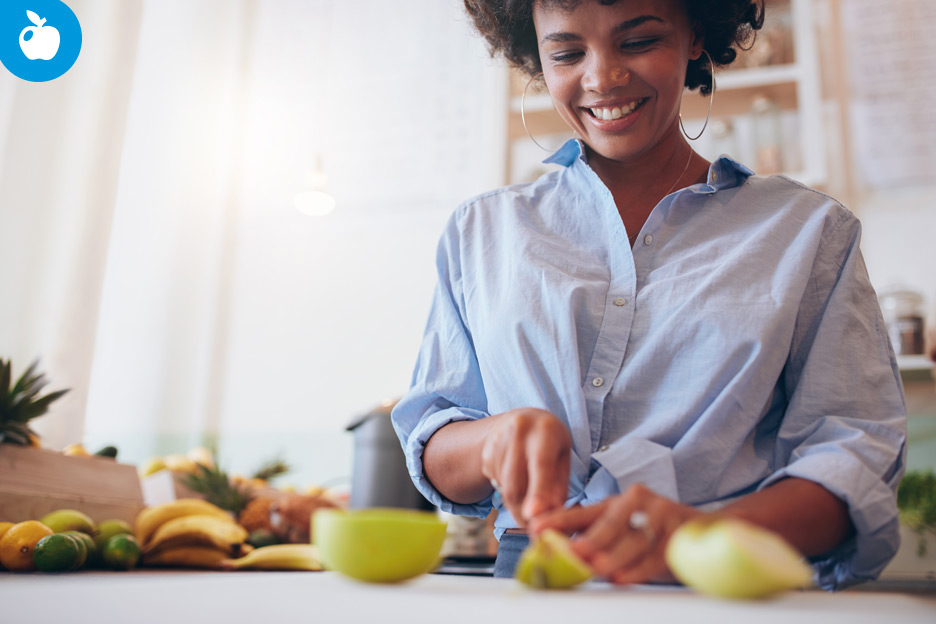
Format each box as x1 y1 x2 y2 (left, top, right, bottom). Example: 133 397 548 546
643 234 653 246
614 297 627 306
592 377 604 387
598 445 610 452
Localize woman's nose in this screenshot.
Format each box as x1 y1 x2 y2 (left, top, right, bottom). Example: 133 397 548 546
583 57 630 93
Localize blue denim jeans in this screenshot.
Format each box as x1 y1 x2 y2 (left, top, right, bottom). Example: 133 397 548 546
493 533 530 578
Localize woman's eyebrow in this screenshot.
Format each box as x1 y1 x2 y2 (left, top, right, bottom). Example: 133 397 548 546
540 15 664 44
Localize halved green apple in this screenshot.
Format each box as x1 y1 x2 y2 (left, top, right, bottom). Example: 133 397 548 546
313 508 447 583
665 518 813 599
515 529 592 590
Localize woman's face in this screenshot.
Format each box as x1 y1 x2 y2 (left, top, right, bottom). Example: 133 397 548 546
532 0 702 165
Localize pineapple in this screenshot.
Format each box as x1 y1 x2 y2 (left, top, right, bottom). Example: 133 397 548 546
182 453 294 532
180 460 253 516
0 358 69 446
250 456 291 486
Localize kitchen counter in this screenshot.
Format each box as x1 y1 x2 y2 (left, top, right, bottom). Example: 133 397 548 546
2 571 934 624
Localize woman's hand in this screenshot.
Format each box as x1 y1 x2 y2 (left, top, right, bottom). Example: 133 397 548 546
480 407 572 526
530 483 702 585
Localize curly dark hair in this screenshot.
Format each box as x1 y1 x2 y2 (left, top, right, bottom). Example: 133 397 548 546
463 0 764 95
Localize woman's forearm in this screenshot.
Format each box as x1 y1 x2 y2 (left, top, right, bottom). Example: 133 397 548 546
423 417 497 504
719 477 854 557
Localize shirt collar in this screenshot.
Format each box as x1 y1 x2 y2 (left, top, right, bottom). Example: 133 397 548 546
543 138 754 193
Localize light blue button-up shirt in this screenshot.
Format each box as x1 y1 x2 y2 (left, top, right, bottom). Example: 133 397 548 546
392 139 907 590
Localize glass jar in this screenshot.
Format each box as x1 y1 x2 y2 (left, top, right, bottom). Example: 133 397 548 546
751 95 783 174
878 287 926 356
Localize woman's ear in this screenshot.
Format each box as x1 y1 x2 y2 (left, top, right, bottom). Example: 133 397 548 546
689 23 705 61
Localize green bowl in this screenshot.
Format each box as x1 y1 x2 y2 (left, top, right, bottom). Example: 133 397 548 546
313 508 447 583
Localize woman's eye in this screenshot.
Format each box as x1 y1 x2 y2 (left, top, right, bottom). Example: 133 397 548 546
550 51 583 63
622 37 661 51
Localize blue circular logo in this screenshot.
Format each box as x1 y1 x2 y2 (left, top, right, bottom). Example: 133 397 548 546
0 0 82 82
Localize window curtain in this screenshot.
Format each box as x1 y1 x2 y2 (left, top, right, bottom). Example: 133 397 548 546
0 0 505 483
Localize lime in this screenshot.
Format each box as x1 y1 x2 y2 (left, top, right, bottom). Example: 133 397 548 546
33 533 82 572
62 531 93 568
95 519 134 553
247 528 280 549
102 534 140 570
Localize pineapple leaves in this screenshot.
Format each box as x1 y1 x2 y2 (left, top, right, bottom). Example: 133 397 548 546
0 359 11 397
1 358 70 441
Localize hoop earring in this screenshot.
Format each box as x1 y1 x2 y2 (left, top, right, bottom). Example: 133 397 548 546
679 49 715 141
521 72 554 152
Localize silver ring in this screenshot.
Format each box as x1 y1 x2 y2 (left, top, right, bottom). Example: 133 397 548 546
628 510 656 545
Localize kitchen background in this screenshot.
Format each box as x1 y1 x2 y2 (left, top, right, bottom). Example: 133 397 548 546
0 0 933 493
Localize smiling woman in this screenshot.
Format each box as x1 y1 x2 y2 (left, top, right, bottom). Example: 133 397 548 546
391 0 907 592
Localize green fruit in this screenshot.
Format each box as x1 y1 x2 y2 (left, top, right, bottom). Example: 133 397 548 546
33 533 82 572
313 508 447 583
102 534 140 570
39 509 96 535
94 445 118 458
247 528 280 549
61 531 92 568
515 530 592 590
94 519 134 553
665 518 813 599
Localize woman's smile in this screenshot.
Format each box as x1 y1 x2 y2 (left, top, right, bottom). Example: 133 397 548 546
584 97 648 129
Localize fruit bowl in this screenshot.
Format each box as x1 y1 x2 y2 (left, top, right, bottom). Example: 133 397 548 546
313 508 447 583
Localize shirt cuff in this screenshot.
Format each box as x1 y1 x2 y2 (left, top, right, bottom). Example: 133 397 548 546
758 452 901 590
588 437 680 502
400 406 492 519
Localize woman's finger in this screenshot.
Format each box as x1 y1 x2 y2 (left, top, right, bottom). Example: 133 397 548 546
522 427 567 520
529 503 604 535
498 429 529 523
596 510 664 578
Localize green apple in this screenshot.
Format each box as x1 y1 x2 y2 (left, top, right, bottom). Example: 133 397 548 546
39 509 96 535
665 518 813 599
515 529 592 590
313 508 447 583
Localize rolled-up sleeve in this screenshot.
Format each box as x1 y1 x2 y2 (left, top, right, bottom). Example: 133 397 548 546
761 212 907 590
391 208 493 518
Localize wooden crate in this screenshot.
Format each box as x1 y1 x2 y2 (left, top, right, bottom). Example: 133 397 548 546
0 444 145 525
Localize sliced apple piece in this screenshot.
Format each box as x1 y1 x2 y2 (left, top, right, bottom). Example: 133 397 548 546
665 518 813 599
515 529 592 590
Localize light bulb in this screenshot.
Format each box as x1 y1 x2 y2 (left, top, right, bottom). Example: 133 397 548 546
294 190 336 216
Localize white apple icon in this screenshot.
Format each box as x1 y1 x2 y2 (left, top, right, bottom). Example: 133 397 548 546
19 10 61 61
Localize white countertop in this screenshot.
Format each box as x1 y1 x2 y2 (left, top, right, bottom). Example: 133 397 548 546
2 571 934 624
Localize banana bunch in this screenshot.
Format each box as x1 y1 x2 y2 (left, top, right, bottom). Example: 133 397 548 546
221 544 323 571
136 499 249 569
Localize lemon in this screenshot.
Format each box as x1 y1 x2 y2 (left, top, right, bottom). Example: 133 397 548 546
62 531 93 568
102 534 140 570
63 443 91 457
0 520 54 571
33 533 82 572
0 522 15 570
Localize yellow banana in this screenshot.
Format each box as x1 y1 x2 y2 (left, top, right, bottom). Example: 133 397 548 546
136 498 234 545
221 544 323 571
143 514 248 556
143 546 230 569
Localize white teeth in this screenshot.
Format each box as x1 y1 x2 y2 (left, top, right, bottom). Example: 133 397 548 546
591 99 642 120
